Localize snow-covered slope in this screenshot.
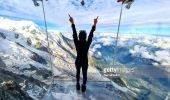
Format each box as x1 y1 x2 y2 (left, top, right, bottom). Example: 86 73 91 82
0 17 115 99
0 17 104 80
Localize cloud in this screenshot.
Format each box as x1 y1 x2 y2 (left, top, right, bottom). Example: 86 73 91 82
154 50 170 65
91 45 102 57
91 44 102 53
129 36 170 66
92 32 170 67
97 37 114 46
93 44 102 49
0 0 170 34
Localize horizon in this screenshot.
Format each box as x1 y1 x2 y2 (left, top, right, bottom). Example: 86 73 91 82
0 16 170 37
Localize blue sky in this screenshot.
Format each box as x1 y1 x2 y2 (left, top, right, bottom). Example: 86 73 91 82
0 0 170 35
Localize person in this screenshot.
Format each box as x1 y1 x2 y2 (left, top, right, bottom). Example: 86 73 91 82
69 14 98 92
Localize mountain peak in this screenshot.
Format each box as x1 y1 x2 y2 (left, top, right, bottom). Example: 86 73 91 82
0 17 38 31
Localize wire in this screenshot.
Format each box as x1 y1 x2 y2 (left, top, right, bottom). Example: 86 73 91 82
113 3 124 65
41 0 54 86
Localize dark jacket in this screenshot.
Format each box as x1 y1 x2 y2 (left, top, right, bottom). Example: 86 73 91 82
71 24 96 66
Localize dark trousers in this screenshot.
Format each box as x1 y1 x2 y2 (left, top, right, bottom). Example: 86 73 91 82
75 62 88 85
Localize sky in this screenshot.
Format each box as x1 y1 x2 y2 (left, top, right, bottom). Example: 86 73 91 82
0 0 170 35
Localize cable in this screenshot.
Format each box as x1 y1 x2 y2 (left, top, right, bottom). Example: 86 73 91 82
113 3 124 65
41 0 54 86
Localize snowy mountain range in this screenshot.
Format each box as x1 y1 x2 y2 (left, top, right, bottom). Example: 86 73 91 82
0 17 107 99
0 17 170 100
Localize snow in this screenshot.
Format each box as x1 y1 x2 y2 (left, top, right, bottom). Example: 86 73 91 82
1 17 169 99
0 17 38 31
0 17 112 99
111 81 128 92
165 93 170 100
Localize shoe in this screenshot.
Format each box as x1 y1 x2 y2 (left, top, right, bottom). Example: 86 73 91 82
81 84 86 92
76 83 80 90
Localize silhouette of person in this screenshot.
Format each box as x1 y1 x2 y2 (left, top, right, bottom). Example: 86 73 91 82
69 14 98 92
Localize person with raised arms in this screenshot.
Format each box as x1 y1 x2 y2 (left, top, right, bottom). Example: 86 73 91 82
69 14 98 92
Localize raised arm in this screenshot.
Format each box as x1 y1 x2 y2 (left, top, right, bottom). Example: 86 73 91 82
87 16 98 46
69 14 78 46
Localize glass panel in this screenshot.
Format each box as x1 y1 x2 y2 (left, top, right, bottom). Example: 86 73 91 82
0 0 169 100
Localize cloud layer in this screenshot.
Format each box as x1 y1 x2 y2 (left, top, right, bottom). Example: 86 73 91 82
96 33 170 66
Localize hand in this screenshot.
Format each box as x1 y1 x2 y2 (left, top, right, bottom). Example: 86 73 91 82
69 14 74 24
94 16 99 26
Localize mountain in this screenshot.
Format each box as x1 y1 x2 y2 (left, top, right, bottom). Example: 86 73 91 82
0 17 170 100
0 17 133 100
